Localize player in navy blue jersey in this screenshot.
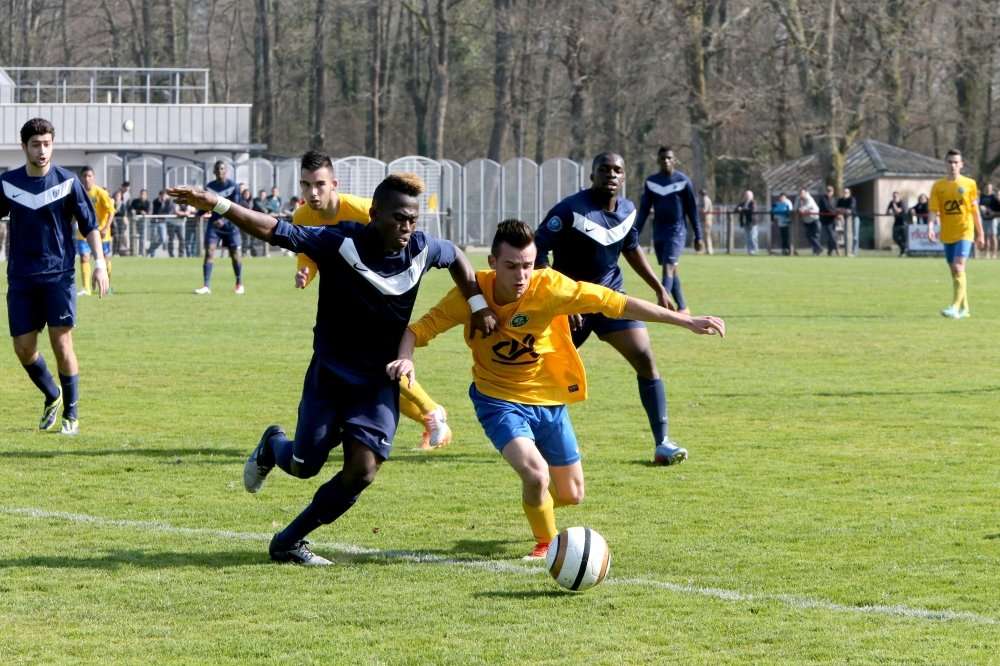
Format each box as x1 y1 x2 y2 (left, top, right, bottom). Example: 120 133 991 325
194 161 244 295
534 152 689 466
636 146 704 314
0 118 109 436
168 174 497 565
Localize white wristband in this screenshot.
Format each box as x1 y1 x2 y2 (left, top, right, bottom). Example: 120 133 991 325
212 197 232 215
94 258 107 271
467 294 488 312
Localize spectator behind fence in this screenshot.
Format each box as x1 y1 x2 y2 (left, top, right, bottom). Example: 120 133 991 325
771 192 793 255
114 181 131 256
179 201 198 257
252 189 268 214
796 188 821 255
698 188 714 255
128 188 151 256
817 184 839 256
282 196 300 217
148 190 174 257
838 186 859 256
979 182 999 259
267 187 283 216
888 191 908 257
735 190 756 255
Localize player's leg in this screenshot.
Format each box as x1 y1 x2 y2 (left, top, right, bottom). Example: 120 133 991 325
228 232 245 293
13 322 64 431
76 240 92 296
102 242 114 292
48 325 80 434
657 234 689 312
942 243 971 318
535 405 584 507
400 377 452 449
196 231 217 293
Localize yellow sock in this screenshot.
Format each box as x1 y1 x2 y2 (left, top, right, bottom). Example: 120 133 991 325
953 272 966 310
81 261 92 293
400 377 438 415
107 258 112 281
522 494 557 545
959 272 968 310
398 394 422 423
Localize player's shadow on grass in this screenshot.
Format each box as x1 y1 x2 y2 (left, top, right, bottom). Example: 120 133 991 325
0 549 270 570
2 447 247 463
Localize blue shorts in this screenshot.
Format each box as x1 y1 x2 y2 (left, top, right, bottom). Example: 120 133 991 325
205 224 242 249
469 383 580 466
654 232 687 265
944 240 973 263
76 240 112 257
572 312 644 348
288 356 399 468
7 276 76 337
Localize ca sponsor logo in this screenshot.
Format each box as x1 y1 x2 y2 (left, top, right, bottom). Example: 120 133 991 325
491 333 539 365
944 200 963 215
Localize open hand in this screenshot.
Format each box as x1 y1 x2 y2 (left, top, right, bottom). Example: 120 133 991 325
166 186 218 213
688 315 726 338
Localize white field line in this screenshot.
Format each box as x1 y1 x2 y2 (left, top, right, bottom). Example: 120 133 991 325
1 506 996 626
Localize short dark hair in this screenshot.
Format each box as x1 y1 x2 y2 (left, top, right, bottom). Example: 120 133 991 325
946 149 962 160
213 160 226 170
491 219 534 256
657 145 673 154
373 173 424 205
20 118 55 144
81 166 94 175
591 151 623 173
301 150 333 172
121 181 130 188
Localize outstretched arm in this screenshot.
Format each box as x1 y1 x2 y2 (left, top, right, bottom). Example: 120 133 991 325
622 246 674 309
622 296 725 337
167 186 277 241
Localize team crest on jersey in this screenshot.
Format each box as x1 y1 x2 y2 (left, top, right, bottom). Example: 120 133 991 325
511 313 529 327
958 187 965 195
547 216 562 231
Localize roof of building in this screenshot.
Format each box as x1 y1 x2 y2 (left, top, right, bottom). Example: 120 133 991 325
763 139 944 195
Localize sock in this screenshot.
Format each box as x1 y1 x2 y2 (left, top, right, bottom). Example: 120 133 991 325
671 273 687 310
398 394 423 423
956 272 967 310
275 473 358 546
637 376 668 445
59 373 79 420
106 258 112 281
234 260 243 285
203 262 213 287
81 261 92 293
661 271 674 298
400 377 437 415
522 494 557 545
952 273 965 309
23 356 61 403
272 431 295 475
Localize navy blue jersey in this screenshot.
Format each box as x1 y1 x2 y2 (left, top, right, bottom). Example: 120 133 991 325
635 171 702 243
534 189 639 290
270 220 459 383
206 178 240 225
0 165 97 283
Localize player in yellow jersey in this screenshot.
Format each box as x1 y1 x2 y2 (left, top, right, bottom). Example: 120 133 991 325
928 149 984 319
76 167 114 296
292 150 454 449
388 220 725 559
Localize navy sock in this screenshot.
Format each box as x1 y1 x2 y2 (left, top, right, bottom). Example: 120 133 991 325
275 473 359 546
662 271 674 297
59 373 80 420
23 356 61 403
203 262 213 287
272 432 295 474
637 376 668 445
234 261 243 284
671 273 687 311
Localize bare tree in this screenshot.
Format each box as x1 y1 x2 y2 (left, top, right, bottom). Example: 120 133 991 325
487 0 516 161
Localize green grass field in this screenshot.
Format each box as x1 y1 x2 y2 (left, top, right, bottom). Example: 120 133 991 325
1 252 998 665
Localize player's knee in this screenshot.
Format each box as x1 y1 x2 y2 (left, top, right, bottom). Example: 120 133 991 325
558 486 584 506
12 341 36 364
521 467 550 495
289 458 323 479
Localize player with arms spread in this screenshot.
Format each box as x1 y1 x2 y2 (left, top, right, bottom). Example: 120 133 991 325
1 118 109 435
168 174 496 565
535 151 690 466
194 160 244 295
390 220 725 559
76 166 115 296
291 150 454 449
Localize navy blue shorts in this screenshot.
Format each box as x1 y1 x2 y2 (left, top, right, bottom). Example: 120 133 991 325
469 384 580 466
654 231 687 265
290 356 399 467
205 223 242 249
572 312 644 348
7 276 76 337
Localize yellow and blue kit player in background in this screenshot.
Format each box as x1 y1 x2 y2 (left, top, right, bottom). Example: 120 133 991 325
928 149 984 319
76 166 114 296
391 220 726 560
291 150 454 449
1 118 109 436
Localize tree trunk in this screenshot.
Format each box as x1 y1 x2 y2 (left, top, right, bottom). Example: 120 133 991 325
684 0 716 195
487 0 516 161
367 1 383 157
309 0 328 150
428 0 451 159
563 14 589 163
253 0 274 145
533 23 557 164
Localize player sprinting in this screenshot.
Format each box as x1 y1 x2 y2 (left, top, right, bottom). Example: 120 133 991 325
1 118 109 435
390 220 725 559
168 174 496 565
76 167 114 296
535 152 689 465
635 146 704 314
928 149 984 319
194 160 244 295
291 150 453 449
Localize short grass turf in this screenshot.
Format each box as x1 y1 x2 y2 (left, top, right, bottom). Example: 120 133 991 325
1 252 998 665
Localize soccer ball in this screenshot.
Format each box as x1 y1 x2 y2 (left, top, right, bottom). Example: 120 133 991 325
544 526 611 592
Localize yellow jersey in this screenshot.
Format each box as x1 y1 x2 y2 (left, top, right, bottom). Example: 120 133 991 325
79 185 115 242
292 193 372 287
409 268 628 406
929 175 979 243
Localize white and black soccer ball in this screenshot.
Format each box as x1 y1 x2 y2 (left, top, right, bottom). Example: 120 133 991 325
545 526 611 592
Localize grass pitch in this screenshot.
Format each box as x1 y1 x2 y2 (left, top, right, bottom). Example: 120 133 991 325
1 252 998 665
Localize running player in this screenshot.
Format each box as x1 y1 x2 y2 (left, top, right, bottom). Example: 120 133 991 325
167 174 496 565
390 220 725 559
1 118 109 435
928 149 984 319
76 166 114 296
535 152 689 465
194 160 244 295
291 150 453 448
635 146 704 313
